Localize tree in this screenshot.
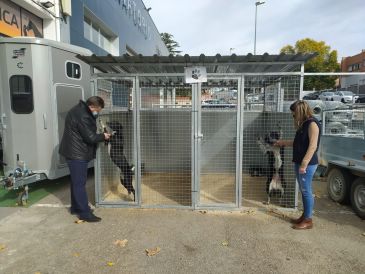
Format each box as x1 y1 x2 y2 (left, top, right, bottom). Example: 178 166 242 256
160 32 182 56
280 38 340 91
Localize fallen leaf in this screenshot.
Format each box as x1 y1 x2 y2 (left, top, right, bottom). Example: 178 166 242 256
75 220 85 224
221 241 229 246
106 262 114 266
73 253 80 257
199 210 207 214
145 247 161 256
242 209 256 215
0 244 6 252
114 239 128 247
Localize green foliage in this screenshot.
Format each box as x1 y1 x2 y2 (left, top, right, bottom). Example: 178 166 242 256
160 32 182 56
281 38 340 90
175 87 191 98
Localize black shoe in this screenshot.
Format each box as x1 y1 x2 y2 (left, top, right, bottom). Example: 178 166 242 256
70 208 94 215
79 213 101 223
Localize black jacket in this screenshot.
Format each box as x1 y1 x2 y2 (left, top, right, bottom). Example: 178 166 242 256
59 100 104 161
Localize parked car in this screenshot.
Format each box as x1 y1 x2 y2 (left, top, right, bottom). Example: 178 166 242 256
332 90 358 104
355 95 365 104
318 91 335 101
303 91 320 100
202 99 236 108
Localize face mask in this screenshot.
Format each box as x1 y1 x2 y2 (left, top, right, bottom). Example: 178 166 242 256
92 111 99 118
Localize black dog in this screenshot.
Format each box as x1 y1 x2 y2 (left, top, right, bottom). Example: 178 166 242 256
106 121 135 201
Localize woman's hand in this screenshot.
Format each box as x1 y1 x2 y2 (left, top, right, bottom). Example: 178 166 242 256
274 140 285 147
299 166 307 174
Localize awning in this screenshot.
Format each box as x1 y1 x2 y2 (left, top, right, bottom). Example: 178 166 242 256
77 53 317 74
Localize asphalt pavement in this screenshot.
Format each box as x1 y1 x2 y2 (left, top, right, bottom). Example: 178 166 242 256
0 175 364 274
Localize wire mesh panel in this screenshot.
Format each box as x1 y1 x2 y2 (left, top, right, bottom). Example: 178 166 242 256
97 78 136 204
242 75 300 208
320 107 365 168
139 76 192 207
198 79 238 206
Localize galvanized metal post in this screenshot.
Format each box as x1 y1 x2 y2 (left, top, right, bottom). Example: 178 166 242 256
237 75 244 207
135 76 141 205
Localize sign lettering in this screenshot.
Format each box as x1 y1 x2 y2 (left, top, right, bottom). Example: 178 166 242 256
115 0 150 40
0 0 43 38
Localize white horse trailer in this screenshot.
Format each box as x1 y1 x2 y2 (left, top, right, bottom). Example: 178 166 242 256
0 38 92 203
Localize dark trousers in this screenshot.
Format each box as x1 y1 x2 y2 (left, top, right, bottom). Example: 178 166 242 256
67 159 90 218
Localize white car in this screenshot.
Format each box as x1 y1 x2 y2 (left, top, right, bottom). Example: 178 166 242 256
318 91 335 101
332 90 358 104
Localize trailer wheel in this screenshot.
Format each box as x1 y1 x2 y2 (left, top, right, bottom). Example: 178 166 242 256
327 168 352 203
350 178 365 219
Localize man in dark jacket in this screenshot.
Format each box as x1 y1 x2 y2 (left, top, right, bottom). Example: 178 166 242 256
59 96 110 222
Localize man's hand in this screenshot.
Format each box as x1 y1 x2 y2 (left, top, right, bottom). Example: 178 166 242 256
104 133 111 140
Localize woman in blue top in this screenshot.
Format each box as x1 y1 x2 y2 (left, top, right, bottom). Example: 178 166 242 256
276 100 320 229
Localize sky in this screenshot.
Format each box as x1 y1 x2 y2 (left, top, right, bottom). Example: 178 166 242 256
143 0 365 59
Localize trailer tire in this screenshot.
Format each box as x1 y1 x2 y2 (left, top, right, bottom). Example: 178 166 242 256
327 168 352 203
350 177 365 219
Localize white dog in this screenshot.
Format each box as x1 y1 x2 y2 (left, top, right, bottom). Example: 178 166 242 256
257 128 285 204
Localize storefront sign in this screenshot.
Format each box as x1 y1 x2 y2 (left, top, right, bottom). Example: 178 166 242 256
115 0 151 40
185 67 207 84
0 0 21 37
0 0 43 38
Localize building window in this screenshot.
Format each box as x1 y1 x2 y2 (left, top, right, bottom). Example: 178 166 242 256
66 62 81 79
83 16 114 53
126 45 137 56
9 75 34 114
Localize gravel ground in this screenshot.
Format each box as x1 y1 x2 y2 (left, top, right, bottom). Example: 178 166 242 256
0 176 364 274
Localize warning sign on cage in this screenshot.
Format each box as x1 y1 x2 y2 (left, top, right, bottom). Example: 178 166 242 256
184 66 207 83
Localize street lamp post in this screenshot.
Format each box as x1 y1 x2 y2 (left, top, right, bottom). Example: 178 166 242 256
254 1 265 55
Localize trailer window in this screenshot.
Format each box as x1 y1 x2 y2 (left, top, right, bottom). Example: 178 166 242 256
9 76 34 114
66 62 81 79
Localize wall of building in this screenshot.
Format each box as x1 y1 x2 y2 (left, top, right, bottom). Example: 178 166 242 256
69 0 169 56
341 51 365 73
340 50 365 94
1 0 168 56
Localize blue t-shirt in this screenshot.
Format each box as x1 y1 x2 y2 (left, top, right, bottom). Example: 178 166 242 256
292 117 321 165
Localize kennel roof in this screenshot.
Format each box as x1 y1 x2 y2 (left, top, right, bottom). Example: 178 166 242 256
77 53 316 74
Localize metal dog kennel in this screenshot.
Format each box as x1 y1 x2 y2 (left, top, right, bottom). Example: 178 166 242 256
77 53 316 210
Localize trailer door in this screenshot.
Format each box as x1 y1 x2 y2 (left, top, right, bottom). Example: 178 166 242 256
54 84 84 167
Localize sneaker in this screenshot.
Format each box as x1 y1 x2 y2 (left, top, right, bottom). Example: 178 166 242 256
79 213 101 223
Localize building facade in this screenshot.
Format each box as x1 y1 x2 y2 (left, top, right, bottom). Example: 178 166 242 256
340 50 365 94
0 0 168 56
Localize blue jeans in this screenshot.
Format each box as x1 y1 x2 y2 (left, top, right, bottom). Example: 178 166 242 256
294 163 318 219
67 159 91 218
